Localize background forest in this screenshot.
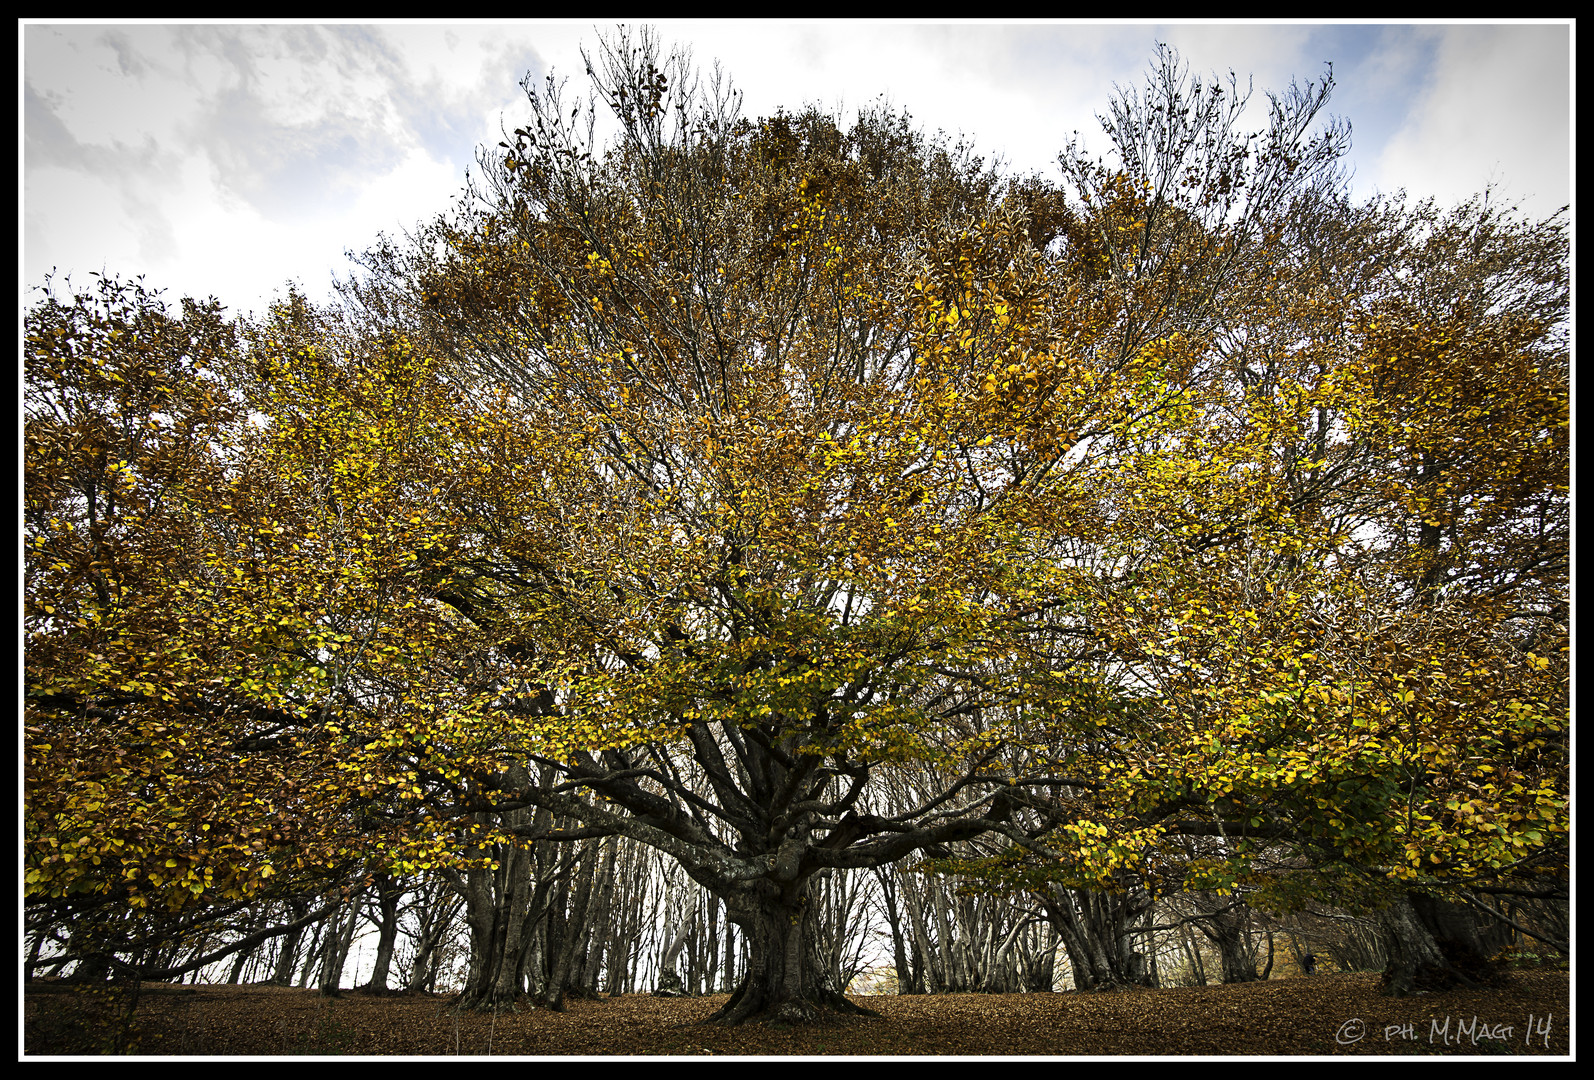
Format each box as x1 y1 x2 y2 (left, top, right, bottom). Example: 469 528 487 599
24 30 1568 1027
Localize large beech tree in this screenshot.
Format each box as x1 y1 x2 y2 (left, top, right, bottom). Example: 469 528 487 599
26 33 1566 1018
349 32 1563 1015
337 31 1167 1020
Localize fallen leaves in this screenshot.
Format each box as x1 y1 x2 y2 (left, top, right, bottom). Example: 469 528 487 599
25 968 1569 1057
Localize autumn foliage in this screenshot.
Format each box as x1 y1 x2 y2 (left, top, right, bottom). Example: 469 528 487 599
25 34 1567 1014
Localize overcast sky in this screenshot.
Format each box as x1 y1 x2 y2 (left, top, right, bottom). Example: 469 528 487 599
21 20 1572 321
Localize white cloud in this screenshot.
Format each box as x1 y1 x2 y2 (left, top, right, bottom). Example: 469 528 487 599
23 21 1571 319
1371 25 1570 217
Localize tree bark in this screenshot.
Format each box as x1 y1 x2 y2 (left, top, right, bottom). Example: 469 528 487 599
898 871 939 993
540 840 598 1011
574 834 619 996
701 892 720 997
720 915 737 994
359 873 404 994
317 899 360 995
457 840 533 1007
653 916 691 997
404 889 459 994
225 906 267 984
1198 897 1260 984
1042 885 1155 990
456 771 548 1009
1182 923 1207 986
704 886 876 1025
295 920 325 988
1379 889 1503 996
873 867 914 993
269 899 309 985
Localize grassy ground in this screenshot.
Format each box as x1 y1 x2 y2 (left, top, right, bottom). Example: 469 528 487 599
24 967 1569 1057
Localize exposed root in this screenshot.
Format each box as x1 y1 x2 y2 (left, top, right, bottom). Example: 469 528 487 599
702 983 880 1027
447 990 523 1013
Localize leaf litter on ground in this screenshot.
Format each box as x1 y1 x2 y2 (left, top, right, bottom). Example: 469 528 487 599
25 967 1569 1057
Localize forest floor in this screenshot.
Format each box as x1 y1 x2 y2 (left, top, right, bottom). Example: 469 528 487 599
24 966 1569 1057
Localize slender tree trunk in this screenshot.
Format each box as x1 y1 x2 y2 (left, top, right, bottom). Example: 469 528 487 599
721 916 737 994
604 838 650 996
874 868 914 994
687 918 702 996
1182 923 1207 986
931 887 962 991
898 871 939 993
405 893 458 994
360 874 404 993
654 917 690 997
318 900 360 995
225 908 266 985
270 899 309 985
296 920 326 988
538 846 571 996
541 841 598 1011
574 835 619 996
702 891 720 998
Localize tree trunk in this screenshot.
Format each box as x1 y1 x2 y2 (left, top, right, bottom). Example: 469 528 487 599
603 837 650 995
898 871 939 993
295 920 325 988
703 887 877 1026
873 867 914 994
1020 923 1058 993
455 784 543 1009
318 899 360 995
458 845 533 1007
1379 890 1502 996
1042 885 1155 990
269 899 309 985
653 917 690 997
687 918 702 996
1378 890 1453 996
721 916 737 994
225 908 266 984
538 845 570 996
359 874 404 994
930 886 964 991
540 840 598 1011
574 835 619 996
404 891 458 994
701 892 720 998
1199 898 1260 984
1182 923 1207 986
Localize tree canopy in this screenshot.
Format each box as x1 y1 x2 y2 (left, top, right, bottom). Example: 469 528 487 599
25 31 1567 1019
